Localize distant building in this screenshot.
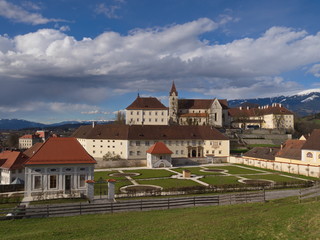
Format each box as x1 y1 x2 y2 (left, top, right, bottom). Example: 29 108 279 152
0 151 28 184
228 103 294 129
19 134 42 149
168 82 229 127
243 147 280 161
301 129 320 165
24 137 96 201
125 95 168 125
72 124 229 165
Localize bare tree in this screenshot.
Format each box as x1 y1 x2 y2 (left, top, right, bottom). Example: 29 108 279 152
114 111 125 124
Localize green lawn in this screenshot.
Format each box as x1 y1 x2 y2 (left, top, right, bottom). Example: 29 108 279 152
201 176 241 185
123 169 174 179
172 167 224 176
94 171 126 181
137 179 201 190
206 166 265 174
241 174 302 183
1 198 320 239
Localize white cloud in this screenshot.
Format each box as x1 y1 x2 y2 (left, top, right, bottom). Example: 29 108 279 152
0 0 64 25
309 63 320 77
95 0 126 19
81 110 111 115
1 18 320 115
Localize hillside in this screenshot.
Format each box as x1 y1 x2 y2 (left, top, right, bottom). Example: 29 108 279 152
0 197 319 240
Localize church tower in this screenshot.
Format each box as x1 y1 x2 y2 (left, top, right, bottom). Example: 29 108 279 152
169 81 178 124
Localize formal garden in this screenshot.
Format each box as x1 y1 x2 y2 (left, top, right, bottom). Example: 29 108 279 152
93 164 317 197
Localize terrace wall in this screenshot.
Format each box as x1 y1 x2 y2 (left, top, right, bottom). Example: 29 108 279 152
228 156 320 178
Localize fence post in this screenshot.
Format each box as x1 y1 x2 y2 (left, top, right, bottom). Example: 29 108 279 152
229 194 232 205
263 188 266 203
111 202 113 213
167 198 170 209
46 204 49 217
80 202 82 215
193 196 196 206
299 189 301 204
141 199 143 211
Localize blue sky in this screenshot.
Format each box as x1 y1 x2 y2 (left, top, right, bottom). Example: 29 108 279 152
1 0 320 123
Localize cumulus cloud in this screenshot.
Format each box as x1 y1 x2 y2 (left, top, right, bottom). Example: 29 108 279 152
1 18 320 119
0 0 64 25
81 110 111 115
309 64 320 77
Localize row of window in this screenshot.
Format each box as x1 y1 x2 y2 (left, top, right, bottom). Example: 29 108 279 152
129 140 222 147
129 118 165 123
33 175 86 190
130 111 165 116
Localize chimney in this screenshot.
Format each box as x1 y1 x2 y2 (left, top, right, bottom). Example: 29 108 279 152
247 106 249 110
92 121 95 128
239 106 242 110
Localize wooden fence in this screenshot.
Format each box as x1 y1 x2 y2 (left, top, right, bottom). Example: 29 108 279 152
0 191 265 220
299 184 320 203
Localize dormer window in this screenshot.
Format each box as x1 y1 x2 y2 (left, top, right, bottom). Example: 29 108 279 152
307 152 313 158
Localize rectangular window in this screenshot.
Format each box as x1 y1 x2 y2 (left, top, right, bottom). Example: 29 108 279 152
176 150 178 154
145 141 150 146
136 141 140 146
219 151 222 154
176 141 179 146
129 151 133 156
149 112 151 115
168 141 172 146
137 151 141 156
34 176 42 189
79 175 86 187
155 112 158 116
49 175 57 189
181 150 184 154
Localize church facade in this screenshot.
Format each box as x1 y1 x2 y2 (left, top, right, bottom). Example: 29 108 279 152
168 82 229 127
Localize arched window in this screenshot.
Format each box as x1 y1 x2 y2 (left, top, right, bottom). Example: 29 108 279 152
306 152 313 158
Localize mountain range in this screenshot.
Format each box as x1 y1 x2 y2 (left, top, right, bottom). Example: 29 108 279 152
0 119 111 130
1 89 320 130
228 89 320 117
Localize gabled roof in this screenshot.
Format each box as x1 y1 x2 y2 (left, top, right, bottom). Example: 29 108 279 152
276 139 305 160
170 82 178 96
146 142 173 154
0 151 29 170
243 147 280 160
25 137 96 165
228 105 293 117
302 129 320 151
19 134 41 139
126 96 167 110
178 99 214 109
23 142 43 158
72 124 229 141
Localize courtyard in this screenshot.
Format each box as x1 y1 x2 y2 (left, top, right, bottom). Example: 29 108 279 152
94 164 315 196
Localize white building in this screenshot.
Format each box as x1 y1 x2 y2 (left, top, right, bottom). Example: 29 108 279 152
0 151 28 184
19 134 43 149
24 137 96 201
146 142 173 168
168 82 229 127
73 124 230 164
228 103 294 129
125 94 168 125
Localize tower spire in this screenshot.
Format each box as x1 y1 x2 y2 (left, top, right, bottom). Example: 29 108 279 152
170 81 178 96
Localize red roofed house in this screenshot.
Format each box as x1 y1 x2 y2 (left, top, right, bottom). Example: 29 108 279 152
24 137 96 201
125 94 168 125
0 151 29 184
228 103 294 129
146 142 173 168
19 134 43 150
301 129 320 165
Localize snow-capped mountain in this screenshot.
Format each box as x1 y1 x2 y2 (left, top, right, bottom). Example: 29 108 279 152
228 89 320 116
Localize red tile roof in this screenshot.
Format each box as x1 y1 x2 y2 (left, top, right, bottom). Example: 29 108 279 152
126 96 167 110
25 137 96 165
19 134 41 139
276 139 305 160
0 151 29 170
146 141 173 154
244 147 280 160
178 99 228 110
302 129 320 151
228 105 293 117
23 142 43 158
72 124 229 141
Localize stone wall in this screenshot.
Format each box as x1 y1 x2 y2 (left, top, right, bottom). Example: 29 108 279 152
229 156 320 178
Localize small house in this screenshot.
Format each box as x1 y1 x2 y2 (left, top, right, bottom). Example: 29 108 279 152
146 142 173 168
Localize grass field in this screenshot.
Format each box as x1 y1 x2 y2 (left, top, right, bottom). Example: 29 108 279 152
172 167 223 176
1 197 320 240
206 165 265 174
123 169 174 179
137 178 201 189
201 176 242 185
241 174 300 182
